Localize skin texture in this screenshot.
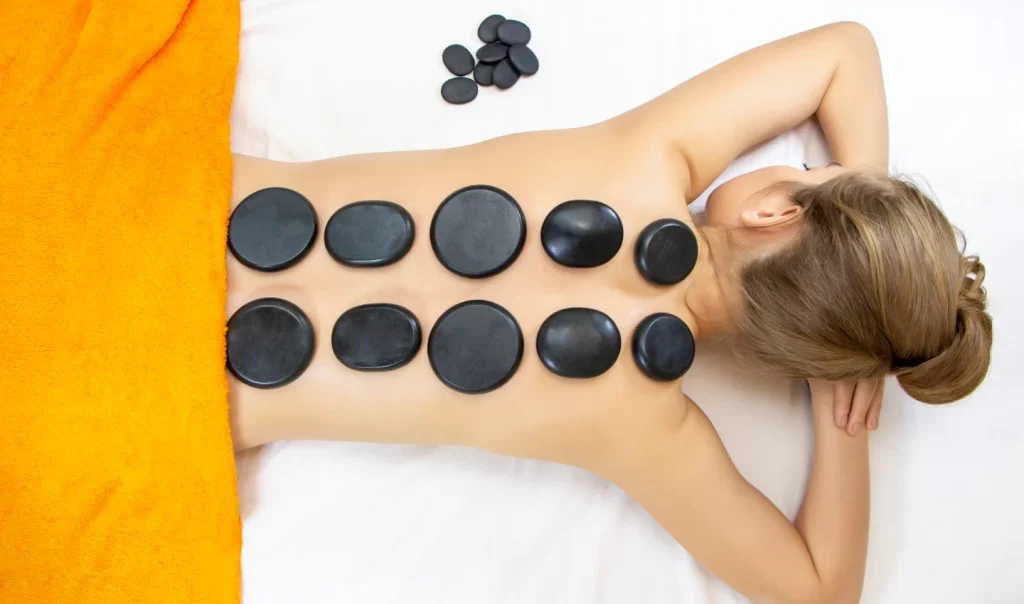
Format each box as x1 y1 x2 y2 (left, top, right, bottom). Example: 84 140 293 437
230 22 887 603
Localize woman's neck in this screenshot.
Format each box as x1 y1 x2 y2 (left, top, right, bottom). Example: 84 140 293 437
682 226 738 339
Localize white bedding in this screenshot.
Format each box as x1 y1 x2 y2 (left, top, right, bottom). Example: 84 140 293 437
231 1 1024 601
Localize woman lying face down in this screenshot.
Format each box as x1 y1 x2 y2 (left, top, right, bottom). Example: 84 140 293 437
227 22 991 604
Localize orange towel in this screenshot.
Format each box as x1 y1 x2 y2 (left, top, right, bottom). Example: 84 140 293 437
0 1 241 602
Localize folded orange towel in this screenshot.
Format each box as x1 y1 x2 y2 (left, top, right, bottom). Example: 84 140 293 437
0 1 241 602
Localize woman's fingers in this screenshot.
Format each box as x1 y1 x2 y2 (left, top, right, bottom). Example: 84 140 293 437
845 379 878 436
832 380 854 429
866 380 885 431
813 378 883 434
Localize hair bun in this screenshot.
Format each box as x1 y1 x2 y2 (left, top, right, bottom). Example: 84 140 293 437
896 256 992 403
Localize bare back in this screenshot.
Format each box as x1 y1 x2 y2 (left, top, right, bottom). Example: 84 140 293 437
229 123 699 454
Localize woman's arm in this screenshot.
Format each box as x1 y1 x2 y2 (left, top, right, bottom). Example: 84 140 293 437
621 21 888 198
616 381 873 604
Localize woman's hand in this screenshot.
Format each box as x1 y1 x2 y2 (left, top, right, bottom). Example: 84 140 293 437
809 378 885 435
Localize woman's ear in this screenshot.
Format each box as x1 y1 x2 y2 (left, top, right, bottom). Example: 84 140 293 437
739 189 803 228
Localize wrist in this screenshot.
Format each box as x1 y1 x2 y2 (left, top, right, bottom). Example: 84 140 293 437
812 406 870 459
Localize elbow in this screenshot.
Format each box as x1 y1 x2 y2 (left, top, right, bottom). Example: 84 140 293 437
762 568 864 604
831 21 875 43
787 577 864 604
827 579 865 604
832 21 880 55
819 561 867 604
753 553 867 604
818 586 863 604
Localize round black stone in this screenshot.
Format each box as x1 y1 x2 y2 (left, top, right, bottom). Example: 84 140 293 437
441 77 478 105
332 303 421 371
507 44 539 76
492 59 520 90
497 19 531 45
430 185 526 278
476 42 508 64
537 308 621 379
228 188 317 272
442 44 474 76
541 200 623 268
473 62 495 86
428 300 523 394
478 14 506 43
634 218 699 285
324 201 414 267
227 298 315 389
632 313 695 381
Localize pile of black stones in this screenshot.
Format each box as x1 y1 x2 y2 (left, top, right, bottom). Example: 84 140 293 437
441 14 540 105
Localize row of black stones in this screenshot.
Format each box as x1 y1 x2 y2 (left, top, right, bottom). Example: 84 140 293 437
227 186 699 285
227 298 695 393
440 15 539 104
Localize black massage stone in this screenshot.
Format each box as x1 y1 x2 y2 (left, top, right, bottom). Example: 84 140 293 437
478 14 506 43
441 77 479 105
507 44 539 76
324 201 414 267
492 59 519 90
476 42 508 64
429 300 523 394
497 19 531 45
634 218 699 285
537 308 621 378
332 303 421 371
228 187 317 272
541 200 623 268
632 313 695 381
227 298 315 389
430 185 526 279
474 62 495 86
442 44 475 76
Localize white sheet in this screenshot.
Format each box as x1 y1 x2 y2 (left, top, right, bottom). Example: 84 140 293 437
231 1 1024 602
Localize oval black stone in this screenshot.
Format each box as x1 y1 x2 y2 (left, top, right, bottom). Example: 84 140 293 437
228 187 317 272
441 77 478 105
537 308 621 378
430 185 526 278
476 42 508 64
507 44 539 76
492 59 520 90
473 62 495 86
478 14 506 43
634 218 699 285
332 303 421 371
429 300 523 394
497 19 531 45
541 200 623 268
442 44 474 76
227 298 315 389
324 201 414 267
632 313 695 381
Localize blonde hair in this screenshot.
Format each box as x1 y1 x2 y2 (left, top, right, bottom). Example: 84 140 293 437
736 172 992 404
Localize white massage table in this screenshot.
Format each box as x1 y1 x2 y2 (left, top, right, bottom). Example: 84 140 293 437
231 0 1024 601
